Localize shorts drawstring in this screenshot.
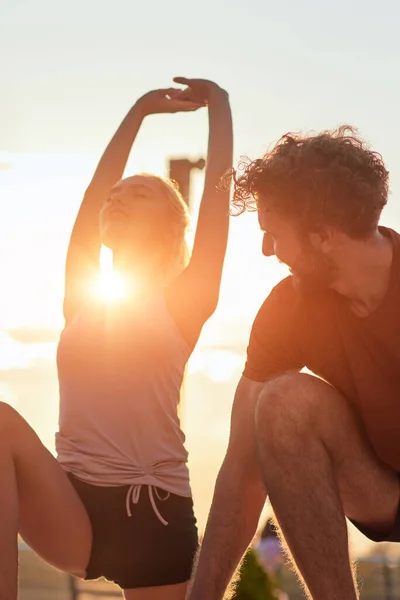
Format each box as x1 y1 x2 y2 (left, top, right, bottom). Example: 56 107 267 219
126 484 170 526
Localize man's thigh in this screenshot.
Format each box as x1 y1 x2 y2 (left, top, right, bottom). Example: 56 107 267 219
301 375 400 541
257 372 400 541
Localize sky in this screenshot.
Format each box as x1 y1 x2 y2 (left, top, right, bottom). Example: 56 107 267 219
2 0 400 556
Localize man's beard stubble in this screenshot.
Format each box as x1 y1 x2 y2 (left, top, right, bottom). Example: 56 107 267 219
290 242 337 295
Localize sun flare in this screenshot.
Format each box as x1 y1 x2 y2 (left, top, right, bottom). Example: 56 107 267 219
96 247 128 301
96 270 127 301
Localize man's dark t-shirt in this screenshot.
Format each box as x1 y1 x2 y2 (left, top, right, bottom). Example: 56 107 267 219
244 227 400 471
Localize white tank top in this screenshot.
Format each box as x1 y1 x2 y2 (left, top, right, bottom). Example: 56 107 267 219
56 291 192 511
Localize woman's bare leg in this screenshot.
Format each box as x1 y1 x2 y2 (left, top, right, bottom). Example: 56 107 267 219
0 402 92 600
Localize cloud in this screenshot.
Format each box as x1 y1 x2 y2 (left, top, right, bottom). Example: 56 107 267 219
6 327 60 344
0 332 31 369
0 331 57 370
0 360 59 451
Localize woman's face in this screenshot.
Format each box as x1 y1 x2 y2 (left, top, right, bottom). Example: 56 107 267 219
99 176 171 252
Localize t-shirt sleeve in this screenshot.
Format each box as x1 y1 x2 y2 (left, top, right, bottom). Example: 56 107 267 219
243 279 305 382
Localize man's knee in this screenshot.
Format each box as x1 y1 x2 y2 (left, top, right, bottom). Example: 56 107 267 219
254 372 340 448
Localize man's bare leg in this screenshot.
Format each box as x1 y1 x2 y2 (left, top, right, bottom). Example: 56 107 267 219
255 373 399 600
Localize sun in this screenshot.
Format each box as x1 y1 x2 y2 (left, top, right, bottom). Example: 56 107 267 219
96 270 127 301
96 247 128 301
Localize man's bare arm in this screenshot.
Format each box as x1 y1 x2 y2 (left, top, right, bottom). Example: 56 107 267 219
187 377 267 600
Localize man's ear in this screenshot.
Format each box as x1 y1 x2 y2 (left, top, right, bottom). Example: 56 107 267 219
308 227 337 254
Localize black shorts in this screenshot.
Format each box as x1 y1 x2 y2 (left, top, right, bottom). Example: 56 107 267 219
68 473 198 589
349 474 400 543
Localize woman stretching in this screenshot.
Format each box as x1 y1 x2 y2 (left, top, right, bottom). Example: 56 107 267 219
0 77 232 600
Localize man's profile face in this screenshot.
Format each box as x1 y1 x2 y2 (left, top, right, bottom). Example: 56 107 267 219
258 207 336 293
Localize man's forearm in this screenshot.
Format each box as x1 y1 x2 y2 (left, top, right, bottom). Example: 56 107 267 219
188 459 266 600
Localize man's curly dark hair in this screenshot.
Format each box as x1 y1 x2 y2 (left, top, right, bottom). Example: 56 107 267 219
230 126 389 238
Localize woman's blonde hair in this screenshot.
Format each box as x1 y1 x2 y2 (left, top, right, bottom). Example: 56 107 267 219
134 173 191 282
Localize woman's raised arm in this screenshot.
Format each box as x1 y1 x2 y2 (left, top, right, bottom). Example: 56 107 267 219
166 78 233 344
63 89 203 323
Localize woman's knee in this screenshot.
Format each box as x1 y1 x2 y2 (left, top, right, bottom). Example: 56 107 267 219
0 402 21 437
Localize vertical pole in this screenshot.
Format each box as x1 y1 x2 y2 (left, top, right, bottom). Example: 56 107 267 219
169 158 205 205
68 575 79 600
382 558 394 600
